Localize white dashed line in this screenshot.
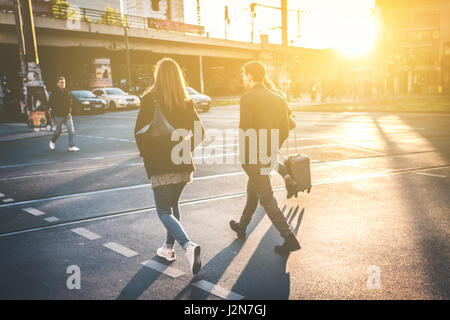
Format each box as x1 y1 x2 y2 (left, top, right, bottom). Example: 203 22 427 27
192 280 244 300
415 172 447 178
119 139 130 142
103 242 138 258
141 259 185 278
2 198 14 203
71 227 102 240
44 217 59 223
22 207 46 216
0 193 4 197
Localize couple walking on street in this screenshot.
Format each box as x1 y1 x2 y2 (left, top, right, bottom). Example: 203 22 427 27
134 58 300 275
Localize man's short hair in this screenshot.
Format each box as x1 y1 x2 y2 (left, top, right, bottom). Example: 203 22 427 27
56 76 65 83
242 61 266 83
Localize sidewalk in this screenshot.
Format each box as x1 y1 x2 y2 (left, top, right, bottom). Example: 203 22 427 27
0 122 53 142
211 94 450 113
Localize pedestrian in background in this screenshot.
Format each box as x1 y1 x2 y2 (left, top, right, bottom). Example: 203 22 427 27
48 76 79 152
134 58 205 274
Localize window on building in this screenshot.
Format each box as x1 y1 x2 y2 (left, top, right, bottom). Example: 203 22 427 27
417 30 431 41
408 31 417 41
432 30 440 40
151 0 160 11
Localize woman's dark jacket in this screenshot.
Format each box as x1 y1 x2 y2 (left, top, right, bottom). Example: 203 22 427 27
134 92 205 178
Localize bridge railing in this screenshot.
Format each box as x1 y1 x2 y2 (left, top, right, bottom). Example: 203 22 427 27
0 1 203 34
51 4 146 29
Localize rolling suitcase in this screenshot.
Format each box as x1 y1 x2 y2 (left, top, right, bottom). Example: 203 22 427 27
283 131 312 193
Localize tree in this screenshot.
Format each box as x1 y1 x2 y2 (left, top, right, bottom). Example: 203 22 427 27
98 6 125 27
52 0 71 20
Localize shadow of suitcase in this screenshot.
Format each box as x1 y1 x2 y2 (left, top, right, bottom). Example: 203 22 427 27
283 131 312 193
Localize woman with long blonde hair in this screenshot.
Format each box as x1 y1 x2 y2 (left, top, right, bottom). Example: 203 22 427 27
134 58 205 274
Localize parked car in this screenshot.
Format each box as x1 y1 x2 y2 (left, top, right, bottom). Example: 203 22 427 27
71 90 107 114
187 87 211 112
91 88 141 110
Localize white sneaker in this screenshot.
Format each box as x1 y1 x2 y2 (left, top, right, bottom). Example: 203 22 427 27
157 244 176 262
185 242 201 274
49 141 55 151
69 146 80 152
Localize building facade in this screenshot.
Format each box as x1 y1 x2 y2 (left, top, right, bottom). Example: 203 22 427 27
376 0 450 95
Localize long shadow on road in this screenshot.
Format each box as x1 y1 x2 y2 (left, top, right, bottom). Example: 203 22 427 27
171 204 304 300
371 115 450 299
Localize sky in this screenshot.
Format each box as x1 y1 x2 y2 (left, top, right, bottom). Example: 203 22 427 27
184 0 378 55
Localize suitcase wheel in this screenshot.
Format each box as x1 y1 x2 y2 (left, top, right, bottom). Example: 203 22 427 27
307 187 311 193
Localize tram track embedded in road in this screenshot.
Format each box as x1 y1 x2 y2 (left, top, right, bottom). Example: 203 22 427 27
0 163 448 239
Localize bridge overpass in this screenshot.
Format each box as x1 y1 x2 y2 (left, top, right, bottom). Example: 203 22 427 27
0 9 325 96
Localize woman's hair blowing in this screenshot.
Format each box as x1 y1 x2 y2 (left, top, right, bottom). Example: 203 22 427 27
148 58 190 111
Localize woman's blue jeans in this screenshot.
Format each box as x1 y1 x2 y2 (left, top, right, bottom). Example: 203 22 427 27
152 182 190 248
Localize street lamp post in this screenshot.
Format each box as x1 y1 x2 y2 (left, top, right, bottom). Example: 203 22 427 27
120 0 132 92
124 25 133 92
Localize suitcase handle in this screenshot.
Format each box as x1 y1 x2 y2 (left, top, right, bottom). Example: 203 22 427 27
284 128 298 159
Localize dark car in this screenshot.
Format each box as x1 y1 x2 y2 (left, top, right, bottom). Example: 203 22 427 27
71 90 107 114
187 87 211 112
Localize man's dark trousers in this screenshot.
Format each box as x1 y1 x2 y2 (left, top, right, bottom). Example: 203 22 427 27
238 172 292 239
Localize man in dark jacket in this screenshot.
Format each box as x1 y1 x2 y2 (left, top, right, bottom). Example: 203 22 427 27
229 61 301 254
48 76 79 152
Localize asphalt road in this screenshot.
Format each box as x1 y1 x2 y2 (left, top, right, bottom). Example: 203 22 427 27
0 106 449 300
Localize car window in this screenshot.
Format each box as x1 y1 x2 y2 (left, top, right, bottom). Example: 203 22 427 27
73 91 96 98
105 88 126 95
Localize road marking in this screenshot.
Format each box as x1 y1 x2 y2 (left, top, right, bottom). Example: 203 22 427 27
141 259 185 278
119 139 130 142
71 227 101 240
1 164 449 240
415 172 446 178
0 154 443 209
103 242 138 258
192 280 244 300
2 198 14 203
0 193 4 197
22 207 46 216
44 217 59 223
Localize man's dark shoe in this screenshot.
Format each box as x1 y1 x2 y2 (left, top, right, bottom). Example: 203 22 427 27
285 175 299 199
229 220 246 239
275 233 301 254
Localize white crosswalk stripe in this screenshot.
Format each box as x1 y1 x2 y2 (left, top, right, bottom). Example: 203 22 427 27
141 259 185 278
71 227 102 240
22 207 46 216
44 217 59 223
192 280 244 300
103 242 138 257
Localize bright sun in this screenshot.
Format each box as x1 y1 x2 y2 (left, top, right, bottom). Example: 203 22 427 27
336 18 377 57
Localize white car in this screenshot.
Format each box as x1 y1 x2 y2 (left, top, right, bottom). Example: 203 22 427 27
187 87 211 112
92 88 141 110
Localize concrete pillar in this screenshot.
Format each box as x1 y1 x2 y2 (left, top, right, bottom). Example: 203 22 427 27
199 55 204 94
